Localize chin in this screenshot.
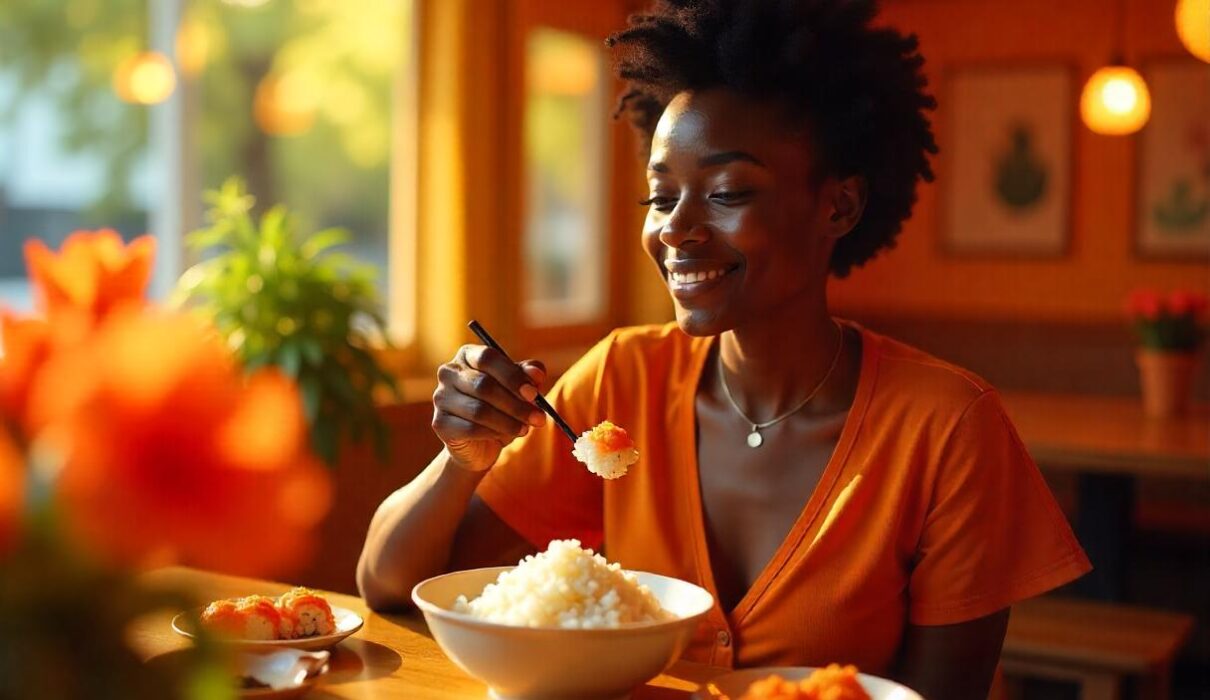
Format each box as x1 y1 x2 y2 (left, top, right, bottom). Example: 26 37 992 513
673 304 733 337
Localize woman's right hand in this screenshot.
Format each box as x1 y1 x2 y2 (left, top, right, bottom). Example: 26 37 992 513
432 345 548 472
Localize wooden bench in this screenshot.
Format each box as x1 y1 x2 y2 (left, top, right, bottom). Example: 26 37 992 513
998 597 1194 700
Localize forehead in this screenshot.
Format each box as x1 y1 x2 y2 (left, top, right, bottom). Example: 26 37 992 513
650 88 811 169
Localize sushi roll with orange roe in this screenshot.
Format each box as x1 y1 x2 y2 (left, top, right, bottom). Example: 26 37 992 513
276 587 335 638
200 595 287 641
572 421 639 480
739 664 870 700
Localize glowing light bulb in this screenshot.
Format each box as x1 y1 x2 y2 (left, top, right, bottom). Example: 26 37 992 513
1175 0 1210 63
113 52 177 105
1080 66 1151 135
1101 77 1138 114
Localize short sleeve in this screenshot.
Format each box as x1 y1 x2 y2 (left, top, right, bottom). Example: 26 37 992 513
474 334 615 550
908 390 1091 625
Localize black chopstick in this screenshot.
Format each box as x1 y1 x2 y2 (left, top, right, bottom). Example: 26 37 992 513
468 320 579 446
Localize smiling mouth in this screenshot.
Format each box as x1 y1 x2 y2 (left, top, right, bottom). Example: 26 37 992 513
669 268 727 284
665 264 738 297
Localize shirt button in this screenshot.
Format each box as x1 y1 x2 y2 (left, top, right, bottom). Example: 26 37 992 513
717 630 731 647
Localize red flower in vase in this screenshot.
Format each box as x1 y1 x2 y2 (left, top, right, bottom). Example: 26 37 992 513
1124 289 1164 321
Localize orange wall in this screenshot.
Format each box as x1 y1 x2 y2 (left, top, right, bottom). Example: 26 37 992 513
829 0 1210 323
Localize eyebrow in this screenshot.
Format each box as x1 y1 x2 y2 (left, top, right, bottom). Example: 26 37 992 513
647 150 767 172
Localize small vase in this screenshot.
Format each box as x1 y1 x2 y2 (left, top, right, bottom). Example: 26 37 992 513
1135 349 1200 418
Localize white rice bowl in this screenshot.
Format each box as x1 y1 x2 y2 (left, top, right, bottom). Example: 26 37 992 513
572 432 639 480
454 539 672 629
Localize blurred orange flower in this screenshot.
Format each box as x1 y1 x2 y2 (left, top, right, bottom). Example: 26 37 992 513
41 311 331 577
1 313 62 434
24 230 154 324
0 428 22 557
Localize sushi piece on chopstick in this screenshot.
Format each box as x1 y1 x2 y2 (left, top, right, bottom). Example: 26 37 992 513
277 587 336 638
572 421 639 480
201 595 291 640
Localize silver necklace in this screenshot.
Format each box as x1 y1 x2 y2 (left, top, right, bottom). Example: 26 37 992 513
717 320 845 448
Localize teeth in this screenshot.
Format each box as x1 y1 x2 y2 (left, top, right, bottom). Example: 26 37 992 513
670 269 727 284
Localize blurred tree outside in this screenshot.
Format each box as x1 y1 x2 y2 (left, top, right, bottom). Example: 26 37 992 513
0 0 405 270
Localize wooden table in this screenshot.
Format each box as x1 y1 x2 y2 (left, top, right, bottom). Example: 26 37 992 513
1001 392 1209 482
131 567 725 699
1000 392 1210 601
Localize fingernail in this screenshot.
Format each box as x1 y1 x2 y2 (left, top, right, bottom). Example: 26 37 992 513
520 384 538 402
529 411 547 427
519 425 531 437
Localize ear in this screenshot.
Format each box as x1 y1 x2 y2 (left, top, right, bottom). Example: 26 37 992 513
825 175 868 238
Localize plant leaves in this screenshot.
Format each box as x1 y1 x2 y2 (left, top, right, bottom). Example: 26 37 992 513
177 176 399 464
301 227 350 259
277 339 302 378
311 418 338 467
299 373 322 424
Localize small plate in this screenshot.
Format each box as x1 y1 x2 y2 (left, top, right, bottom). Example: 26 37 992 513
693 666 923 700
237 648 330 699
146 646 329 700
172 606 364 651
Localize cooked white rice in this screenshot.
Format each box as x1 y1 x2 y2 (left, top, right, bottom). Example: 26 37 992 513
454 539 672 629
572 430 639 480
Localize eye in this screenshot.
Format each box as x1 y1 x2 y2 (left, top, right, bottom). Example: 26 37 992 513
639 196 677 213
709 190 753 205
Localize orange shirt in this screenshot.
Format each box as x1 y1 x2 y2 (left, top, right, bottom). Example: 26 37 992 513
476 322 1091 672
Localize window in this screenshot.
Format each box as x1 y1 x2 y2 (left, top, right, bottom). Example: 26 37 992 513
503 0 640 363
0 0 416 345
0 2 155 312
522 27 610 328
187 0 407 308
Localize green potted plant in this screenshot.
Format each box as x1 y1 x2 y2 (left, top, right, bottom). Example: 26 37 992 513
1124 288 1208 417
176 178 400 464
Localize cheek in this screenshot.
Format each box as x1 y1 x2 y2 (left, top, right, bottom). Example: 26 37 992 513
641 218 664 266
730 201 816 284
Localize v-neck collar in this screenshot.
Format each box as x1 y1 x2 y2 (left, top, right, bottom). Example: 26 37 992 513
679 321 880 626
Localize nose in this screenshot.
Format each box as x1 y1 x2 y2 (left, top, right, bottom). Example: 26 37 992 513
658 199 710 249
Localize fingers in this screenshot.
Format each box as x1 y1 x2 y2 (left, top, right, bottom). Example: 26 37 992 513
460 345 543 404
431 346 551 452
520 360 547 388
439 363 545 428
439 377 532 435
431 409 519 446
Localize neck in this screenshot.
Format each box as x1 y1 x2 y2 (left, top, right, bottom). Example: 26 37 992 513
717 290 841 421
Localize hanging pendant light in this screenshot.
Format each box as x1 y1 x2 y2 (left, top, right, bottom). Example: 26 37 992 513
1080 0 1151 135
1080 64 1151 135
1175 0 1210 63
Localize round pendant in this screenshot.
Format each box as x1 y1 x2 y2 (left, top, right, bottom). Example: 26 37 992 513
747 430 763 448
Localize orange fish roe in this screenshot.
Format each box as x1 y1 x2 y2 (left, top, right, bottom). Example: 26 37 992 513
277 587 336 637
199 599 244 637
740 665 870 700
200 589 338 640
588 421 635 453
200 595 287 640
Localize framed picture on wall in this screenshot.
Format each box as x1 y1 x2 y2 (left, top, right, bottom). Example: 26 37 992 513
941 64 1073 256
1136 59 1210 260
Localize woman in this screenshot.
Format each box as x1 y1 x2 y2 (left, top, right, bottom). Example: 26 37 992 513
358 1 1090 697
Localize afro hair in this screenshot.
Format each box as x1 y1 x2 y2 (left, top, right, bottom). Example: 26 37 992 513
607 0 938 276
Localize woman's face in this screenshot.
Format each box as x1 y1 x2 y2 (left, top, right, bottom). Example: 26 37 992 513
642 88 845 337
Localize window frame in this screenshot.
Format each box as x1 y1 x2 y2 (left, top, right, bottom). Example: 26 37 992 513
501 0 639 361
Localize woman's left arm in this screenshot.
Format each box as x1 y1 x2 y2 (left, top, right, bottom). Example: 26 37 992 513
893 608 1010 700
